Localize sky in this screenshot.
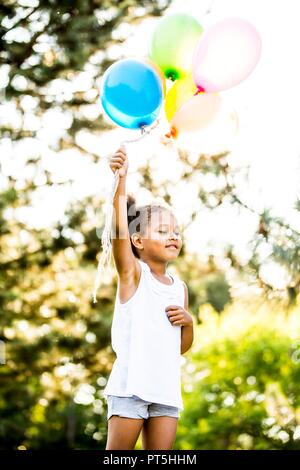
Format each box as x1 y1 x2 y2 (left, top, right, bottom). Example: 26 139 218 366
1 0 300 288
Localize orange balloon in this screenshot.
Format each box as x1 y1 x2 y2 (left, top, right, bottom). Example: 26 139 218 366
175 99 239 154
170 93 222 136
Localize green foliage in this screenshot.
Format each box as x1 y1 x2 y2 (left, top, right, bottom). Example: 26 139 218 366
176 301 300 450
174 254 232 321
205 273 231 313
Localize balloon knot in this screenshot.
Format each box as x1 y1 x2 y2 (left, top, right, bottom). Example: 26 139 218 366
194 85 205 96
165 127 177 139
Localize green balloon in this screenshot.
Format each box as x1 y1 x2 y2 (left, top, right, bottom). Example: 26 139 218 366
149 14 203 81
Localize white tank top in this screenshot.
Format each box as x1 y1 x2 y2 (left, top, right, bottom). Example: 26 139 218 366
103 259 185 410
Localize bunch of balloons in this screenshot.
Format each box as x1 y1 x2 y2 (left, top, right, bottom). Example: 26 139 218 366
100 13 261 139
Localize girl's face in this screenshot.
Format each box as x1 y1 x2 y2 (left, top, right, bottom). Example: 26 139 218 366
139 209 182 261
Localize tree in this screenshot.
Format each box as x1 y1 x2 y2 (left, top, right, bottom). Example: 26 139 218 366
176 301 300 450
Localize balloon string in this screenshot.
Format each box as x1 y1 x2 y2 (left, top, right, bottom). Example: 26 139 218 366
92 168 120 304
92 119 161 303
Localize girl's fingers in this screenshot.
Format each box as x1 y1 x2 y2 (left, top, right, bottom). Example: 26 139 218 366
110 157 123 163
110 163 122 170
110 159 124 166
166 310 182 317
111 154 125 160
110 148 128 175
114 151 126 159
110 163 123 168
168 315 183 323
165 305 180 311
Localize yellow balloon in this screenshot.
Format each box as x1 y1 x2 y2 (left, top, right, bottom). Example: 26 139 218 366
164 75 198 122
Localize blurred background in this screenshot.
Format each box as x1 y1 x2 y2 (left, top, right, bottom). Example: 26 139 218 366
1 0 300 450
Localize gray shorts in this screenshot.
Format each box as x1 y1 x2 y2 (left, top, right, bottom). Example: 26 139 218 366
106 395 179 420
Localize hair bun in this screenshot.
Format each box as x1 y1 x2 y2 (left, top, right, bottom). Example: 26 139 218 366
127 194 137 208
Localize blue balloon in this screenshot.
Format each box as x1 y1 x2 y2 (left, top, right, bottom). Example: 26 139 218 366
100 58 163 129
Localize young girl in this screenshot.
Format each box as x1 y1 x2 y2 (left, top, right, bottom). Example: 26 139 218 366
103 144 194 450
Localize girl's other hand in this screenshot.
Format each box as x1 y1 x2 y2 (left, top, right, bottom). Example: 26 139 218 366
109 144 128 178
165 305 193 327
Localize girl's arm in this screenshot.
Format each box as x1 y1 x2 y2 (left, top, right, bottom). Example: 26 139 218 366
165 283 194 352
181 282 194 354
110 146 140 282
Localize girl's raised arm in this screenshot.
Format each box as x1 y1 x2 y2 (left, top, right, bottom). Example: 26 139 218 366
110 146 140 282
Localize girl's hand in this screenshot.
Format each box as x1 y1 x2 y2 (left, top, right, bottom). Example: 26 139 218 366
109 144 128 178
165 305 193 327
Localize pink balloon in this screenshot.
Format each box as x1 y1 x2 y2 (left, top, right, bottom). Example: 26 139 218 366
192 18 262 92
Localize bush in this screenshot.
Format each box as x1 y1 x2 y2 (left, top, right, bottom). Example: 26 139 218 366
176 299 300 450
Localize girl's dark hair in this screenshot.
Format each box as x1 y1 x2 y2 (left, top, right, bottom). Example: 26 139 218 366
126 194 171 258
